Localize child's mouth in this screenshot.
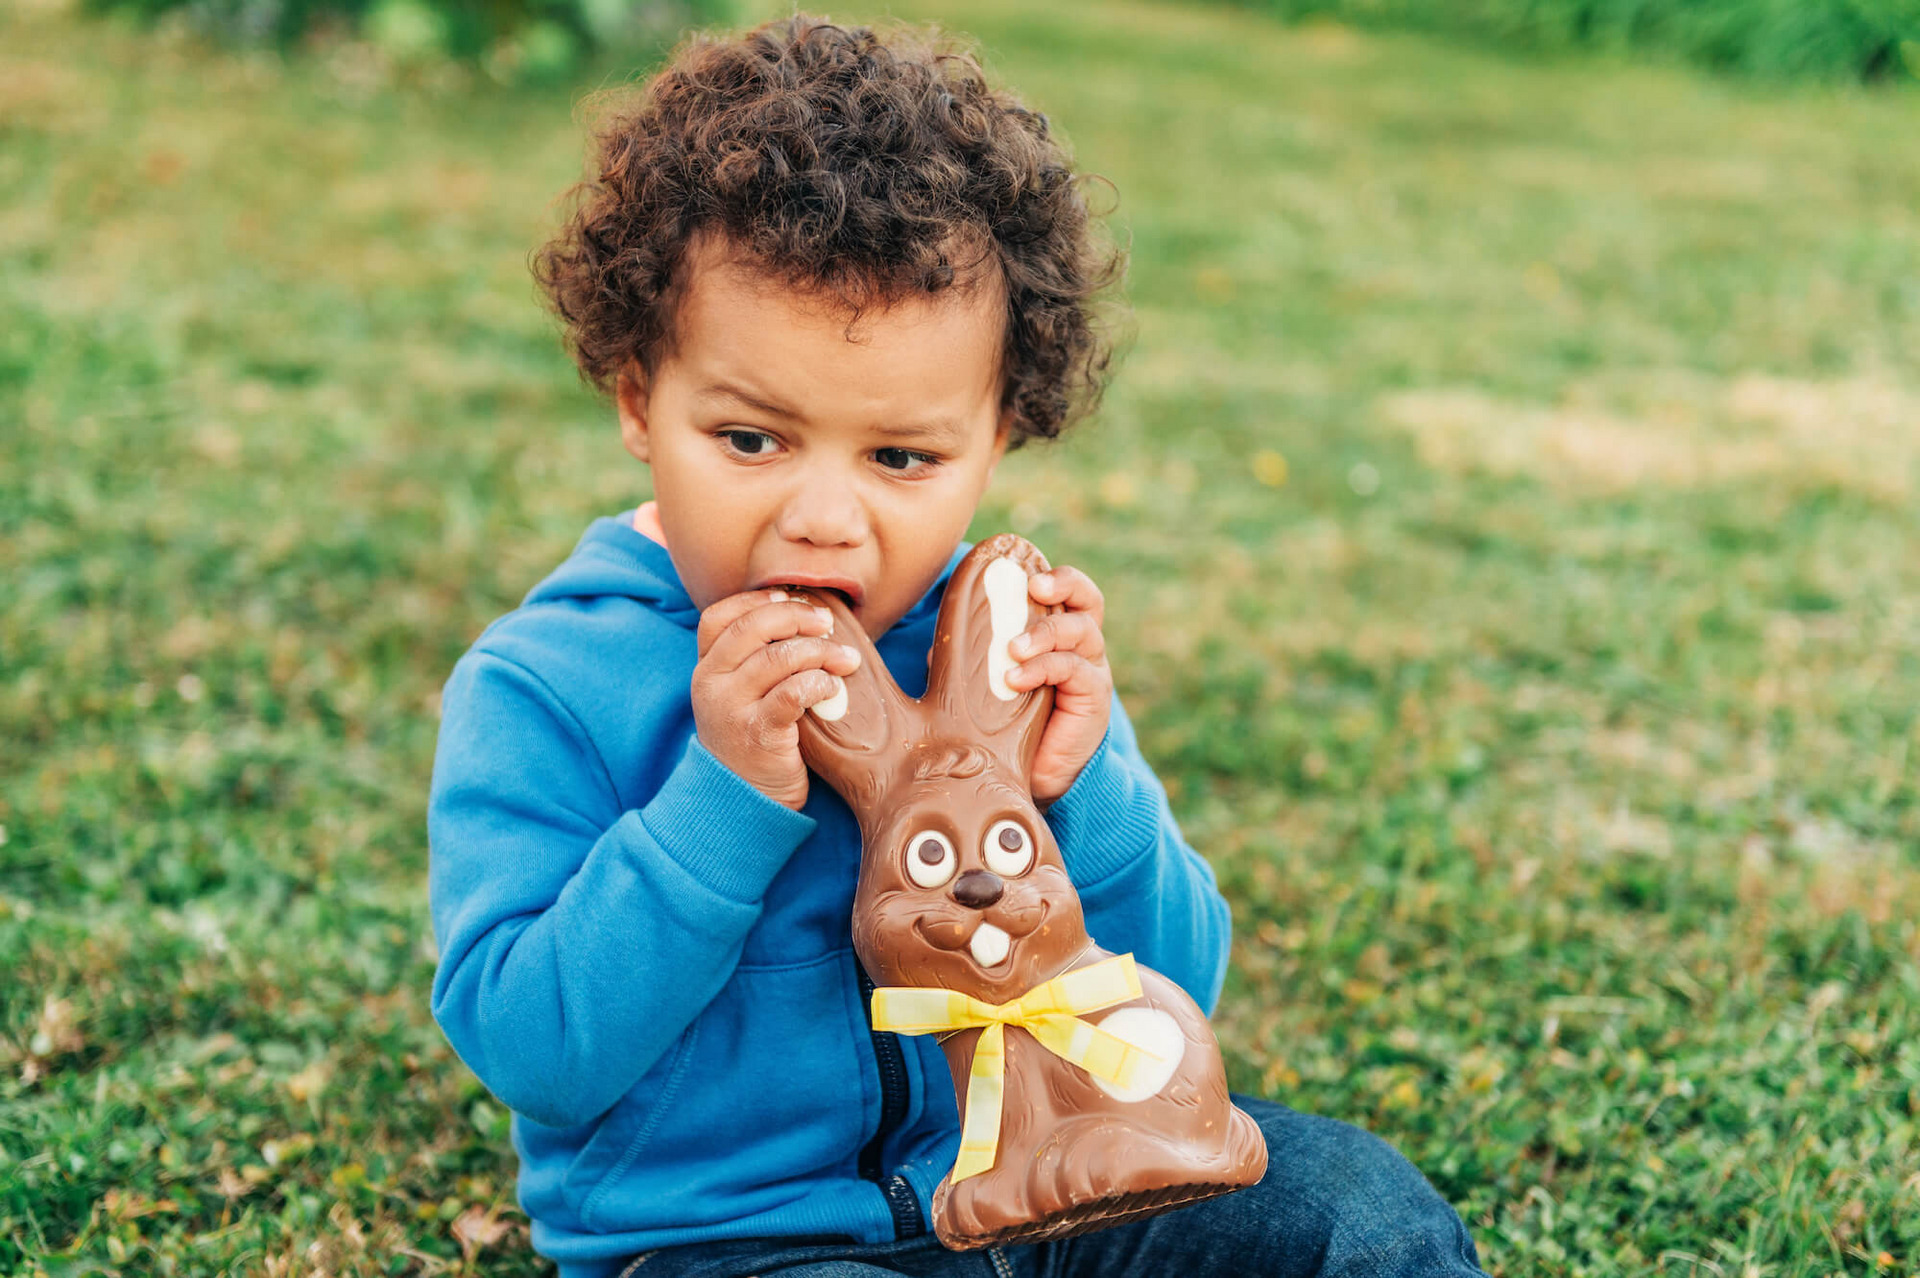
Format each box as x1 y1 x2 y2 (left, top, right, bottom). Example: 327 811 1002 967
778 583 858 610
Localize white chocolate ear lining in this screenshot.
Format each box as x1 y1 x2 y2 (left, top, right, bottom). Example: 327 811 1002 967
811 675 848 721
983 557 1030 701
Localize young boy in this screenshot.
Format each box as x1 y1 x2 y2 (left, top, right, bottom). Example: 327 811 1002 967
428 13 1488 1277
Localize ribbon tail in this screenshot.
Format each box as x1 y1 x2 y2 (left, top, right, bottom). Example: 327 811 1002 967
1040 954 1144 1017
950 1021 1006 1183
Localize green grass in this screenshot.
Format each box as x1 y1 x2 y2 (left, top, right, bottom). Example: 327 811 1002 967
3 0 1919 1273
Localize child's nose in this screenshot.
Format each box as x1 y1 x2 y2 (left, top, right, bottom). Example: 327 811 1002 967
774 479 868 548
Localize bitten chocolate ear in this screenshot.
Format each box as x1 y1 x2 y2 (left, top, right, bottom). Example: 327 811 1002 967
924 535 1058 779
791 587 910 809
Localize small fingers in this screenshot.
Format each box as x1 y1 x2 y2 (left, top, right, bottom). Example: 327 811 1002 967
702 597 838 672
1027 565 1104 625
760 668 846 728
697 589 792 656
1005 650 1105 693
1008 610 1105 663
737 635 861 697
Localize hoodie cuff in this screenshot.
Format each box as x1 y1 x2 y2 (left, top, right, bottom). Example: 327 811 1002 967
1042 729 1160 887
639 737 817 904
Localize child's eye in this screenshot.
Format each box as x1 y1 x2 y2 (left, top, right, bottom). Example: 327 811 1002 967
875 447 938 474
720 429 776 457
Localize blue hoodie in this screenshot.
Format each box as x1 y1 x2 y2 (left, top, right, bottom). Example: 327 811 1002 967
427 514 1233 1277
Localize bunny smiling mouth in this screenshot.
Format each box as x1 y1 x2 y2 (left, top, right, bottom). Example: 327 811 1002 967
915 904 1049 969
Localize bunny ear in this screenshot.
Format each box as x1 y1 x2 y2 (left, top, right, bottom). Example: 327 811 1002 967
791 588 910 803
925 534 1057 777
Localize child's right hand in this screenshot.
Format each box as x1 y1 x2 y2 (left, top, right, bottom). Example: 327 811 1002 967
692 589 863 810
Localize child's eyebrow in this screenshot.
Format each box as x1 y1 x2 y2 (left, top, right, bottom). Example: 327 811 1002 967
695 381 804 420
695 381 970 448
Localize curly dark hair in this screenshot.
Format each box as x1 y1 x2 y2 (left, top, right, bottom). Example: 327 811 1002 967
532 12 1128 446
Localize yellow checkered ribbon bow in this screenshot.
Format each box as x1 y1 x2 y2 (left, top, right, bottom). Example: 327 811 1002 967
869 952 1162 1183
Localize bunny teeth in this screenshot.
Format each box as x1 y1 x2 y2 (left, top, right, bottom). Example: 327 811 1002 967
968 922 1011 967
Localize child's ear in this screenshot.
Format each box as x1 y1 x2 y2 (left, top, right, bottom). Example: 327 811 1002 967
986 408 1015 476
615 366 652 463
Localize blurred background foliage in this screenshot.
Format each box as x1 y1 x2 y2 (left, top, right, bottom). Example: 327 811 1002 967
1226 0 1920 83
75 0 1920 83
4 0 1920 1273
82 0 739 79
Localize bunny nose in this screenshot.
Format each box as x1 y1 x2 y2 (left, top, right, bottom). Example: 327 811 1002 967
951 870 1004 910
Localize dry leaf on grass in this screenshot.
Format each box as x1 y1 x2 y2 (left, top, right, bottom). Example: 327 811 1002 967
451 1203 511 1259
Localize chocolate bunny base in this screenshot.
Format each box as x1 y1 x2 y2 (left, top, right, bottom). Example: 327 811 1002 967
927 943 1268 1250
792 534 1268 1251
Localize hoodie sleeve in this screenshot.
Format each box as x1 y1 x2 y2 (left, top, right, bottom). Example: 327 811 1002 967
427 649 816 1130
1041 692 1232 1015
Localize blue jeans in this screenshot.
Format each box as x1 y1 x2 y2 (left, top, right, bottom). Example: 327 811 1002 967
617 1098 1488 1277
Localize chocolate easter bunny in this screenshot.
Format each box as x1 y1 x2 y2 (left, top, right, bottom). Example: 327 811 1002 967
794 534 1267 1250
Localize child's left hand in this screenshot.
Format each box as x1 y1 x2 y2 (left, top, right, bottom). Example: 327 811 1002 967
1005 566 1113 805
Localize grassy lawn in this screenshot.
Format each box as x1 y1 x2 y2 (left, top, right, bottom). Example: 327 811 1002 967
3 0 1918 1273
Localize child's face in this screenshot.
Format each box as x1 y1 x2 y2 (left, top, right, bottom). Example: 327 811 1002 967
617 234 1013 638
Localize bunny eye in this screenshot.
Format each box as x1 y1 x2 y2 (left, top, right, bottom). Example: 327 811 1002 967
905 831 958 889
983 820 1034 877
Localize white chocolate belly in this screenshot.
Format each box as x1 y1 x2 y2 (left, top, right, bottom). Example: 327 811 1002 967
1091 1007 1185 1102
